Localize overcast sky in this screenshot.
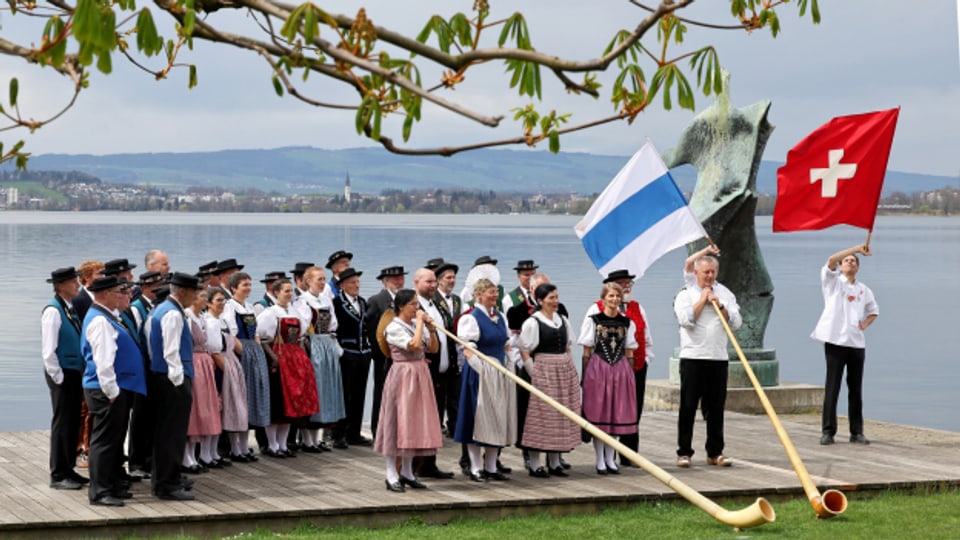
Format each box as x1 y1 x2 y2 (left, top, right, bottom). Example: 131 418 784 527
3 1 959 176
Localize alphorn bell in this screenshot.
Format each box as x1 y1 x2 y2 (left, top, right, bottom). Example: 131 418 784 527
430 321 775 531
711 301 848 518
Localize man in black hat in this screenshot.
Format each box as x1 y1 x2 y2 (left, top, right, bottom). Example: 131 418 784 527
331 268 372 448
504 260 539 310
197 261 219 287
125 270 166 480
364 265 408 441
81 276 147 506
215 259 244 297
42 266 89 490
254 271 286 315
146 272 203 501
290 262 314 298
431 261 461 439
322 250 353 301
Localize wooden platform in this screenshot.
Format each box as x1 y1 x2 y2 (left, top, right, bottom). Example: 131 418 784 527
3 411 959 539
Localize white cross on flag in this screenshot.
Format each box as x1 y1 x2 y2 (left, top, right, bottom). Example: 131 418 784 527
773 108 899 232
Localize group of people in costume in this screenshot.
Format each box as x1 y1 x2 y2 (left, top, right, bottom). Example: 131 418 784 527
41 242 877 504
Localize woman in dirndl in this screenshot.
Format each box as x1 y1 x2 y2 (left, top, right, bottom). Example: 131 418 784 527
577 281 638 475
517 283 580 478
374 289 443 492
454 278 517 482
256 278 319 457
295 266 344 452
224 271 267 461
205 287 249 463
184 288 223 473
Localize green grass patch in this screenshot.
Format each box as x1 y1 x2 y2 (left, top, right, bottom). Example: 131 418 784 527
127 487 960 540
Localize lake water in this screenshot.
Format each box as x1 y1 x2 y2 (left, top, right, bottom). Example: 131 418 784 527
2 212 957 433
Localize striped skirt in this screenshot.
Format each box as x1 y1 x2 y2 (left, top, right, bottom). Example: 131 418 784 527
520 352 581 452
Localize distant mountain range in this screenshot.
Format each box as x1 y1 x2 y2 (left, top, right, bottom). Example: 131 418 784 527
7 146 956 196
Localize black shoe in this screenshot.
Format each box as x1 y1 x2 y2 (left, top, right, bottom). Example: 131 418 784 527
281 449 297 458
301 445 322 454
246 451 259 462
332 438 349 450
483 470 510 481
179 477 195 490
527 466 549 478
262 448 286 458
68 472 91 485
496 461 512 474
199 459 223 469
559 456 571 470
217 457 233 467
466 471 487 483
385 479 405 493
820 434 835 445
157 488 195 501
317 441 332 452
91 495 124 507
850 433 871 445
347 436 372 447
399 475 427 489
596 467 609 476
181 464 203 474
419 468 455 479
549 466 569 477
606 465 621 475
112 490 134 500
129 468 151 479
620 460 640 468
50 478 83 490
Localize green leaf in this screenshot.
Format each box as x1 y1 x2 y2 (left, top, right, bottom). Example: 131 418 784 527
96 51 112 74
371 100 382 140
188 65 198 89
272 75 284 96
136 8 162 56
402 115 414 142
548 130 560 154
183 7 196 37
303 5 317 43
8 78 18 107
280 5 305 43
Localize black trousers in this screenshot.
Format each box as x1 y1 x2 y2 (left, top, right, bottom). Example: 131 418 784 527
369 354 390 439
85 388 131 501
150 373 192 495
46 369 83 481
822 342 866 437
334 351 371 441
433 366 460 435
515 366 531 449
127 391 154 471
677 359 728 459
620 363 648 462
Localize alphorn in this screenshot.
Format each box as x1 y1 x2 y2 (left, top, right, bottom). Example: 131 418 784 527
710 301 848 518
430 321 775 531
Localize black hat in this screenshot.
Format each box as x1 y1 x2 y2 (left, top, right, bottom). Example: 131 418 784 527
168 272 203 290
47 266 80 284
138 271 164 286
154 285 171 303
88 275 125 292
102 258 137 276
260 271 288 283
376 266 407 280
197 260 218 277
425 257 446 270
513 260 539 271
434 262 459 277
290 262 315 276
473 255 498 267
325 250 353 269
603 269 637 283
337 267 362 282
216 258 244 273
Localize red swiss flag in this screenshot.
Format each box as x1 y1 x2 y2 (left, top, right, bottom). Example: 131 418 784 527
772 108 899 232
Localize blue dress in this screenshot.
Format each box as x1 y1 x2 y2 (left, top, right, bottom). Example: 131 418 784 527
234 303 271 427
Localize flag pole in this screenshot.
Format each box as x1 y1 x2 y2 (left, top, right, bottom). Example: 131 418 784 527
710 300 848 519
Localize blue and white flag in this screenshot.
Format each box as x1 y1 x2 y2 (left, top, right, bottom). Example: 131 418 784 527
575 142 705 278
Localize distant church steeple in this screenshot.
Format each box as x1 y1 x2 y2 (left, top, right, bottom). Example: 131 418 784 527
344 171 351 204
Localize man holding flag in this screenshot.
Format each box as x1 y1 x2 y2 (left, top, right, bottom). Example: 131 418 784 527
774 108 896 446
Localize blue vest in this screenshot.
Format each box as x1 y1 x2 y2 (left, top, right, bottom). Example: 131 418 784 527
81 307 147 395
148 299 194 379
45 298 84 371
471 309 508 364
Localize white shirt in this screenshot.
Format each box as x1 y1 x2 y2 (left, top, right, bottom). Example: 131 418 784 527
296 290 340 334
85 304 121 399
577 312 639 350
224 298 255 337
517 311 574 353
419 294 448 372
40 298 72 384
583 301 655 365
673 281 741 360
202 312 227 353
154 299 188 386
811 265 879 349
385 318 430 351
256 304 307 341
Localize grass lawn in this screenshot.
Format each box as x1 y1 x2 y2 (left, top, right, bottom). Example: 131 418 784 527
138 487 960 540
